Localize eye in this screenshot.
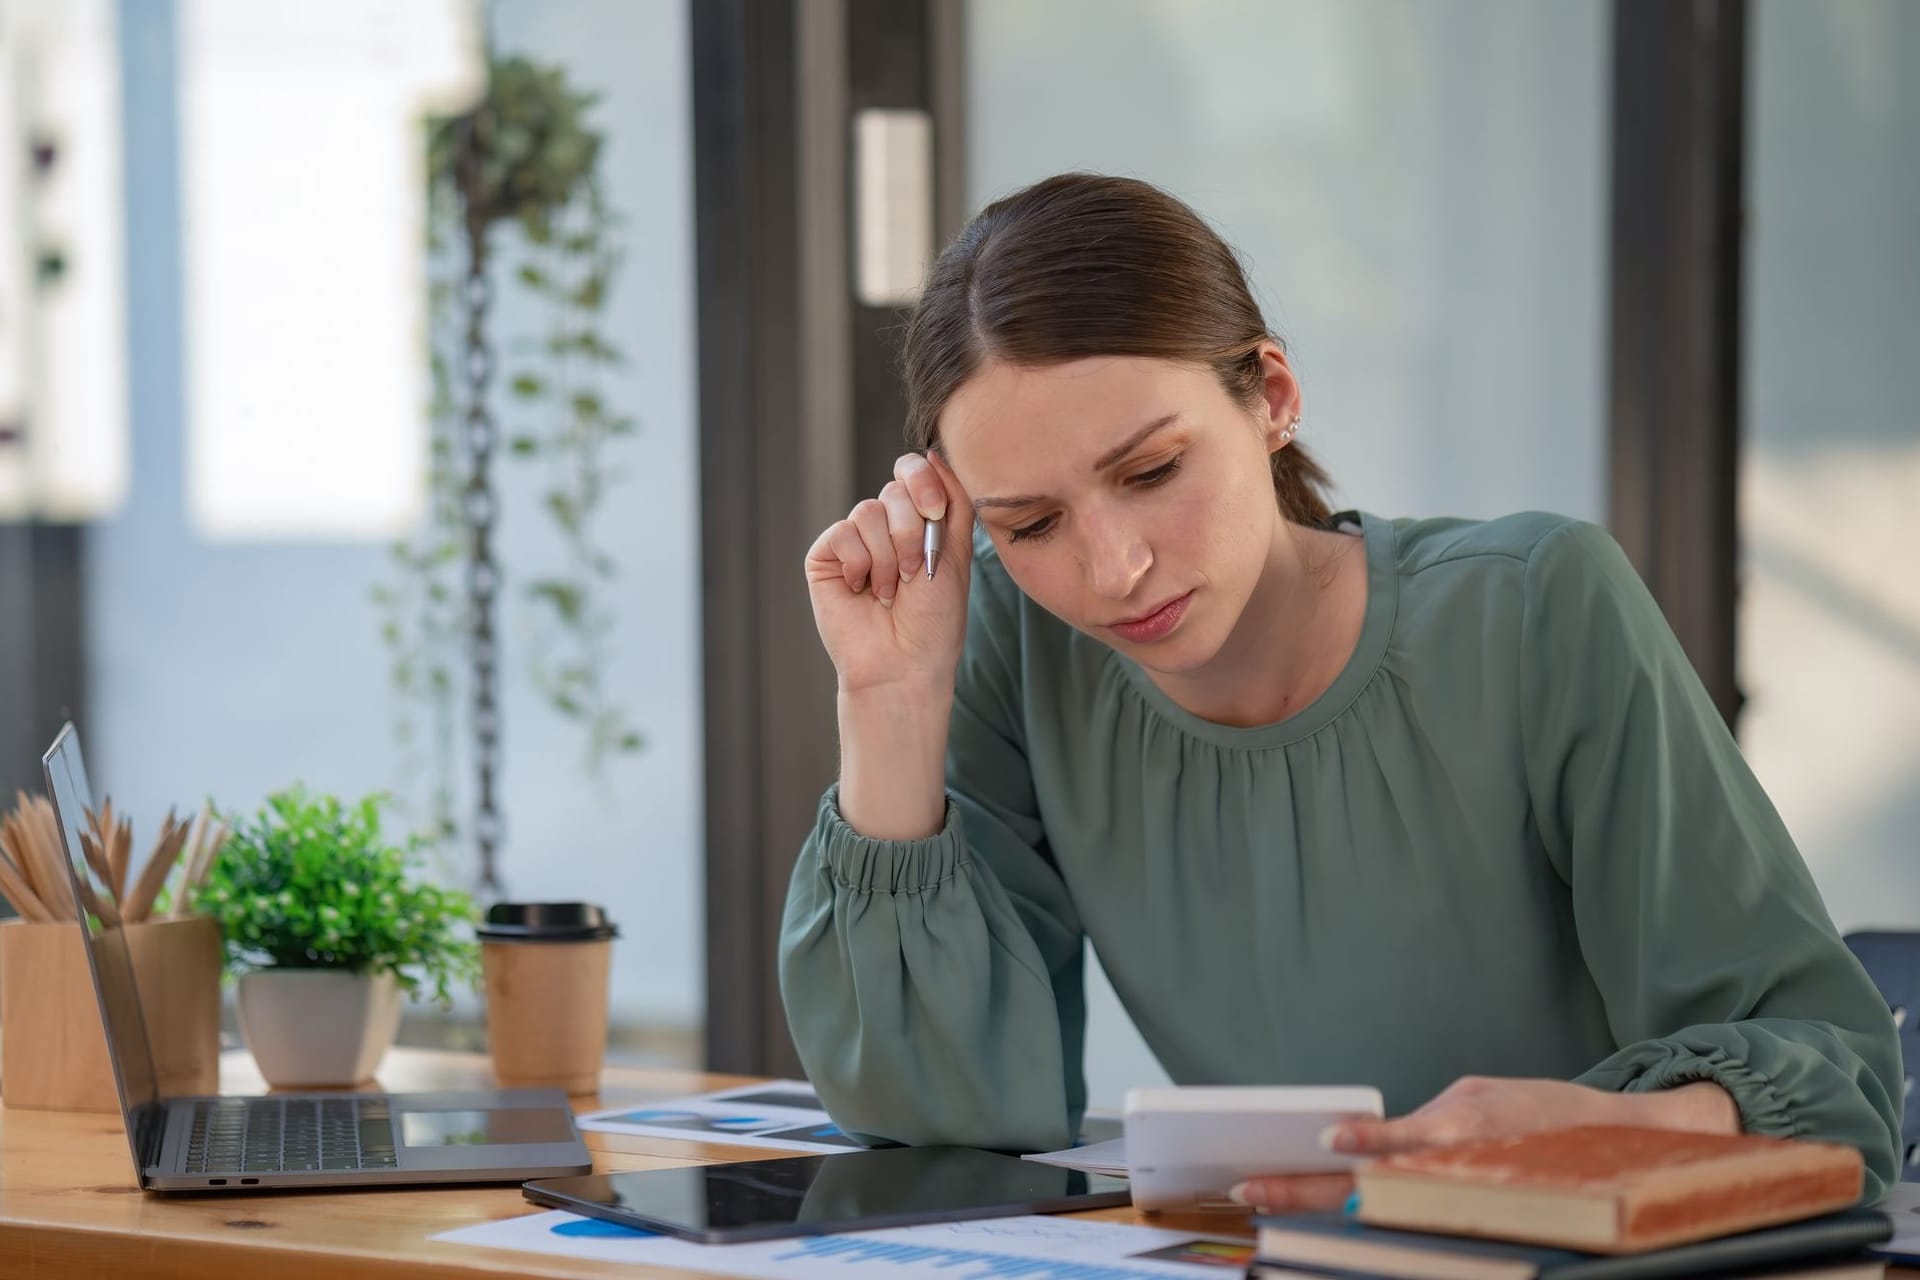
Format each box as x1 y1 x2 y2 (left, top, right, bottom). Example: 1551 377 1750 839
1008 513 1058 544
1131 456 1183 488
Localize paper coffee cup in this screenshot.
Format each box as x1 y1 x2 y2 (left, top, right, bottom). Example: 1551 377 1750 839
478 902 618 1096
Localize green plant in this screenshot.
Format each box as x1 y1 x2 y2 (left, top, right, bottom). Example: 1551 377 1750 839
374 53 641 890
193 786 480 1008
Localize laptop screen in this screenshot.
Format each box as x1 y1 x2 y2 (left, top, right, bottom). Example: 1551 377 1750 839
42 723 164 1178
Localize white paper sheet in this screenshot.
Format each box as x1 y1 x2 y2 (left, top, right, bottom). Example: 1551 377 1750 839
577 1080 863 1154
1022 1136 1130 1176
1871 1179 1920 1261
436 1208 1255 1278
582 1086 1128 1162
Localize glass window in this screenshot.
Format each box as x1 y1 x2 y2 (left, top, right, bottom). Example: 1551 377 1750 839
1739 0 1920 933
91 0 703 1053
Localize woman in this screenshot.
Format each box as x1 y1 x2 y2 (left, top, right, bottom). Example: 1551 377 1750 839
779 173 1901 1208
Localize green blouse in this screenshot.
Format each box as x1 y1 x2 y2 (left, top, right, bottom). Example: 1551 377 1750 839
779 511 1902 1198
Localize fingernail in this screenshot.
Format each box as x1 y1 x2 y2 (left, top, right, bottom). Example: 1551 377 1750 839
901 562 920 583
1318 1125 1348 1153
1226 1182 1252 1206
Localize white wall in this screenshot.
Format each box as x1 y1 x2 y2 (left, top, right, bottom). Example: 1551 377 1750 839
965 0 1608 1107
96 0 701 1027
1739 1 1920 936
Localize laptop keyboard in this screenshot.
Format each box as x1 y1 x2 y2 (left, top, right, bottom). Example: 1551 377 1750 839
184 1097 398 1175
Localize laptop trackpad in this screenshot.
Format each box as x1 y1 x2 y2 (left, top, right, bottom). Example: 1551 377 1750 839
399 1108 579 1148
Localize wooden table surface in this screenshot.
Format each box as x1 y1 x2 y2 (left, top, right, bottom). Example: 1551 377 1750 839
4 1049 1911 1279
0 1048 1231 1279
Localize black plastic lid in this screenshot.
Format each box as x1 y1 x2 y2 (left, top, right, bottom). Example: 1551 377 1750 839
476 901 619 943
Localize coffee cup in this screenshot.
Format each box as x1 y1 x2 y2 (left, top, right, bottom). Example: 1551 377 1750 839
477 902 618 1096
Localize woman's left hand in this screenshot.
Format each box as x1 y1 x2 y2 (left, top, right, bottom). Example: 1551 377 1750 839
1231 1076 1739 1213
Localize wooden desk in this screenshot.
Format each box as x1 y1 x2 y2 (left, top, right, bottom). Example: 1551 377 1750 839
0 1048 1214 1279
4 1051 1910 1278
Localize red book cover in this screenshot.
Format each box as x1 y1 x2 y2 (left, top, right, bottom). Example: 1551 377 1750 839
1357 1126 1865 1253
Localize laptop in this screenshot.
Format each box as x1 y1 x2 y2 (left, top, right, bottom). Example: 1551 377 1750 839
41 722 594 1192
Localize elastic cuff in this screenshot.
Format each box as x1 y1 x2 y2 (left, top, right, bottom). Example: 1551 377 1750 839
1627 1051 1799 1138
816 784 967 894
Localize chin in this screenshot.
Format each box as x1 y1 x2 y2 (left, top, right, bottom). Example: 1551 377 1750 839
1127 644 1218 678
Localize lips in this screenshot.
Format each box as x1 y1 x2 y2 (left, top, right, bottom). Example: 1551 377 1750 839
1106 591 1194 645
1113 596 1184 627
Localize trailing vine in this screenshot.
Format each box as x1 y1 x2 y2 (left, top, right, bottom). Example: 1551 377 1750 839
373 55 642 884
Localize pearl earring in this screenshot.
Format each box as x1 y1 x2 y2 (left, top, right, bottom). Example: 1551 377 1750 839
1278 415 1300 444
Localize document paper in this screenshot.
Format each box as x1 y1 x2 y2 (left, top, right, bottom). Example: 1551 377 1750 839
436 1208 1255 1278
576 1079 862 1154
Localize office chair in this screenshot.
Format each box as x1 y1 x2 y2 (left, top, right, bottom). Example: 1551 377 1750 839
1843 930 1920 1181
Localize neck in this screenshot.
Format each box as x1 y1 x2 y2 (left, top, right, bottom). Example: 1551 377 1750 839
1151 517 1365 728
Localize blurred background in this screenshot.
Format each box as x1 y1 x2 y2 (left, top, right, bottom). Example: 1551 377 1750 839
0 0 1912 1107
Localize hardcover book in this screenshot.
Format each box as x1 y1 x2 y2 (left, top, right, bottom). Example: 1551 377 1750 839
1353 1126 1865 1253
1253 1205 1891 1280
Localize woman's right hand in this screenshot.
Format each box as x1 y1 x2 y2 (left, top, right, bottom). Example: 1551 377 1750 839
805 450 975 697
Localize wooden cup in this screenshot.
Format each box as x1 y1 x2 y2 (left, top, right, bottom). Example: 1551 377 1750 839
0 915 222 1112
481 937 612 1096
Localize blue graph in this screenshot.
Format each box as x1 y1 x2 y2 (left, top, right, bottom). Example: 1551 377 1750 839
551 1217 659 1239
772 1234 1173 1279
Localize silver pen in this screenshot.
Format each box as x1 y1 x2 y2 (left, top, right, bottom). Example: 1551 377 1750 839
924 514 943 581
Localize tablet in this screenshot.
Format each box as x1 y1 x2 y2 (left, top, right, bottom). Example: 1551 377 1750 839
1124 1085 1385 1210
522 1145 1133 1243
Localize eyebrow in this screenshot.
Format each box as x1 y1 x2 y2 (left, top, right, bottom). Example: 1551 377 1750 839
970 414 1181 511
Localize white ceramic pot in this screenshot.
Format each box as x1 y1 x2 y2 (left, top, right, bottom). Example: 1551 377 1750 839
236 969 403 1088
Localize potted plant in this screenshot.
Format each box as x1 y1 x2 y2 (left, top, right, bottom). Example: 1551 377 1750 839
194 786 480 1088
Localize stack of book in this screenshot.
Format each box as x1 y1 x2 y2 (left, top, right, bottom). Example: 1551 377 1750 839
1249 1126 1891 1280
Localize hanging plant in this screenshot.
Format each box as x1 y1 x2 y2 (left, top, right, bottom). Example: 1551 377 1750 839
372 55 642 893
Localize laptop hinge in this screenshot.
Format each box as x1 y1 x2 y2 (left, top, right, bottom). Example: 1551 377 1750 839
135 1101 167 1181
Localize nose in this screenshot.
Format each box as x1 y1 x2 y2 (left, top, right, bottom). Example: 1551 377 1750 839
1081 508 1152 601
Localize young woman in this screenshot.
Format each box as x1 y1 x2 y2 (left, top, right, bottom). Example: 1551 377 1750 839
779 173 1901 1208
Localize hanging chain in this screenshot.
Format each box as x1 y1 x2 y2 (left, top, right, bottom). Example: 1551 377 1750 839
458 121 503 896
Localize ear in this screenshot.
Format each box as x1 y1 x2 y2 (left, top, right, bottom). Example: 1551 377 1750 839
1252 342 1304 452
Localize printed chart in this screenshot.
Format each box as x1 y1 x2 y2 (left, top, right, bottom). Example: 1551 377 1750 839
438 1209 1253 1279
577 1080 863 1154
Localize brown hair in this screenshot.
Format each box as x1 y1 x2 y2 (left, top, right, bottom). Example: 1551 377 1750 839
902 173 1333 525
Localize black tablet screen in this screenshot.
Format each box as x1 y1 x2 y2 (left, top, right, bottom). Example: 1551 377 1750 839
523 1145 1133 1243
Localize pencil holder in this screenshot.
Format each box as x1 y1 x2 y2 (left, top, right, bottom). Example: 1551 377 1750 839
0 915 222 1112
